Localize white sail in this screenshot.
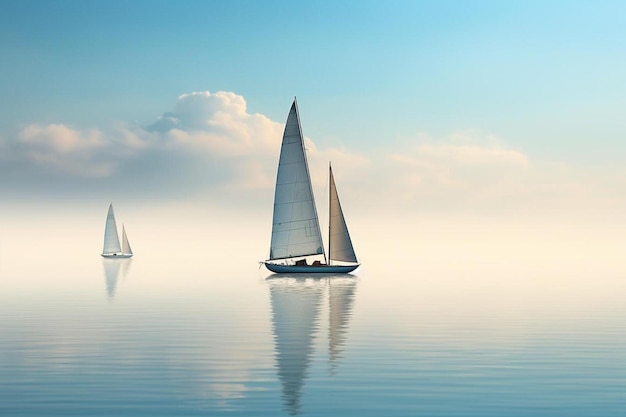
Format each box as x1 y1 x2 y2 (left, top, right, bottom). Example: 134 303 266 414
329 166 358 264
269 99 325 260
102 203 122 255
121 224 133 255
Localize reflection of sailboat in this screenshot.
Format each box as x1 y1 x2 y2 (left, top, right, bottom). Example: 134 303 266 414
264 99 359 273
101 203 133 258
268 275 358 415
328 277 357 374
102 258 132 300
268 277 324 415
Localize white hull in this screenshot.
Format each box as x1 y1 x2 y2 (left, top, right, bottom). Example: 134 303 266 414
101 253 133 258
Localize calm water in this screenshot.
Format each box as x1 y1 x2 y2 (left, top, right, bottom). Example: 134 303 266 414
2 213 626 416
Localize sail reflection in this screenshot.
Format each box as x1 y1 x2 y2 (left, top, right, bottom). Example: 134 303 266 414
268 274 358 415
328 277 357 374
102 258 132 300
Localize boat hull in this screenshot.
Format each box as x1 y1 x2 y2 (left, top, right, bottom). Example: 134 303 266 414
264 262 359 274
101 253 133 258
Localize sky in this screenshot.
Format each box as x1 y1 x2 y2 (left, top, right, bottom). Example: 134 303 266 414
1 0 626 224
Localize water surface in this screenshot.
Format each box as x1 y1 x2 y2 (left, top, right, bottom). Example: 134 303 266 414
1 213 626 416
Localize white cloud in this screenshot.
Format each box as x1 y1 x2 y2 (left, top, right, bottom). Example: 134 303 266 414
367 130 626 216
2 91 288 192
139 91 372 195
148 90 281 156
3 91 625 217
387 131 529 195
19 124 104 153
149 91 248 132
16 124 113 177
143 91 289 192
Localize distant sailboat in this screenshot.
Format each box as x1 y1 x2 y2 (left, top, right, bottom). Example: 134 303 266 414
101 203 133 258
264 99 359 273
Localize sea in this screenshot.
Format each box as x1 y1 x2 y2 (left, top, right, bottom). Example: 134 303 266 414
1 204 626 416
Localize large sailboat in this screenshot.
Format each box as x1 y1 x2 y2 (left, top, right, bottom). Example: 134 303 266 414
101 203 133 258
264 99 359 274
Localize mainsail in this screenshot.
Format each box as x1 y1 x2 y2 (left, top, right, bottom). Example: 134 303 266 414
103 203 122 254
329 166 358 264
269 99 325 260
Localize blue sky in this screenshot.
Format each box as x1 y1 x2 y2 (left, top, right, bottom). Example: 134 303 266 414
2 1 626 215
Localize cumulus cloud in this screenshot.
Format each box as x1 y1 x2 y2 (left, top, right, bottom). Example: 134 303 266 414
0 91 344 200
148 91 245 132
142 91 292 193
2 90 624 216
128 91 368 196
148 91 280 156
15 124 113 177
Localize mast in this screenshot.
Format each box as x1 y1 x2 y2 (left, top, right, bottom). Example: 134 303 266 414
328 162 332 265
295 97 327 265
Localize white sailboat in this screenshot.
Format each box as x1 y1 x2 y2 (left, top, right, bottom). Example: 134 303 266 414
264 99 359 273
101 203 133 258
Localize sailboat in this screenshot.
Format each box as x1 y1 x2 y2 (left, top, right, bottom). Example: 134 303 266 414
264 99 359 273
101 203 133 258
